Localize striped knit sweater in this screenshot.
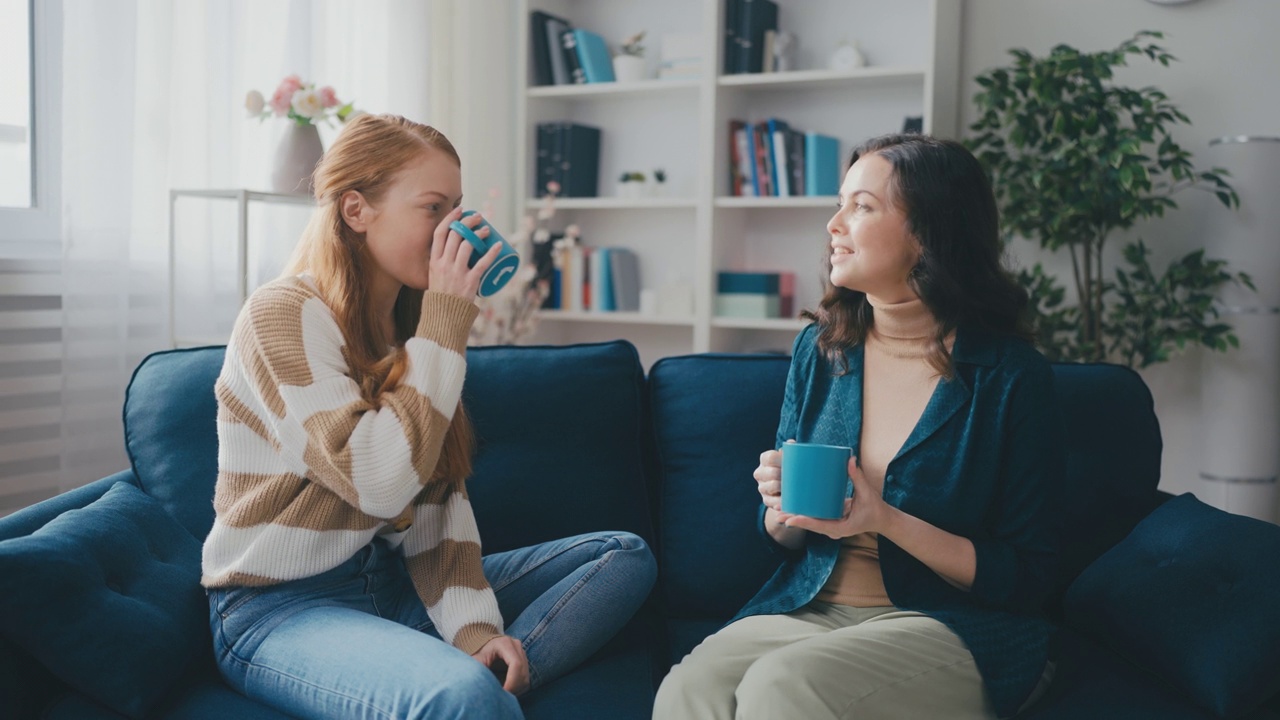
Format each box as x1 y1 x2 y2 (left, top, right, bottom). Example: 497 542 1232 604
200 275 503 655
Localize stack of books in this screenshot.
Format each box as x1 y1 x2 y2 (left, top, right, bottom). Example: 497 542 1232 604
657 33 704 81
546 245 641 313
530 11 616 86
723 0 779 75
715 271 796 319
728 118 839 197
535 122 602 198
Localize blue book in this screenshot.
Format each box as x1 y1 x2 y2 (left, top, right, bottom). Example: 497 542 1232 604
805 133 840 196
718 272 780 294
572 29 616 83
597 248 616 311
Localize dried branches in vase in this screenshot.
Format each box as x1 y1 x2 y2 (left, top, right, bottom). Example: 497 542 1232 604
468 185 558 346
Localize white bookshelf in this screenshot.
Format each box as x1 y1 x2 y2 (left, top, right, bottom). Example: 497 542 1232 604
515 0 960 362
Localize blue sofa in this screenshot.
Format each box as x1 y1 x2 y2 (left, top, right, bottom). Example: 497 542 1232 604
2 340 1279 719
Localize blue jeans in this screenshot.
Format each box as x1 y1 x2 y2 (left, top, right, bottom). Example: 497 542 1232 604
208 531 656 720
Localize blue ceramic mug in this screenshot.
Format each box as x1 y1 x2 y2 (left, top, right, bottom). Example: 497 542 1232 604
780 442 852 520
448 211 521 297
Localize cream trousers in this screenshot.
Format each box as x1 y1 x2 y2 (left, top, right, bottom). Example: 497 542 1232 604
653 602 1052 720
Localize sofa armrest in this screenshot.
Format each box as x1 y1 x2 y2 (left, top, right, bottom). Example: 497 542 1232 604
0 470 138 540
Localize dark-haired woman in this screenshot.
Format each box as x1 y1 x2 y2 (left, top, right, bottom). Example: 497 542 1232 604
653 134 1064 720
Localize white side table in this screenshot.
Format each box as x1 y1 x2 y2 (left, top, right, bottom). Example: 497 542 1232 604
168 188 314 348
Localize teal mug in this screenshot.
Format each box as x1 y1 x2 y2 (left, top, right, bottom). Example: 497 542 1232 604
448 211 521 297
780 442 852 520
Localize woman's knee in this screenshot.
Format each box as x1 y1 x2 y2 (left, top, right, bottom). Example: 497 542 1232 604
416 661 522 720
734 650 813 716
600 532 657 587
654 656 731 713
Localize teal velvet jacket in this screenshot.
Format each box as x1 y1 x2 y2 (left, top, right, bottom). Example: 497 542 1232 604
732 323 1066 718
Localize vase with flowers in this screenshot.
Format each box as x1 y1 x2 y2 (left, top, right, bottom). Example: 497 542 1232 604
245 75 358 195
613 31 647 83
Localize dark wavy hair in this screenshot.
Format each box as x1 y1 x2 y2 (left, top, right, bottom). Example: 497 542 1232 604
802 133 1032 378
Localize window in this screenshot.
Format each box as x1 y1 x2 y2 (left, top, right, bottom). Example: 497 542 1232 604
0 0 58 243
0 0 32 209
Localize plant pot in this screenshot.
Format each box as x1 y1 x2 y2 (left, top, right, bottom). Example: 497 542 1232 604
617 182 645 199
271 123 324 195
612 55 646 83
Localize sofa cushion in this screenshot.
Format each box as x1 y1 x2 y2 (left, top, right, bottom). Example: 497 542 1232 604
1064 493 1280 718
1020 629 1224 720
464 341 654 552
1047 363 1164 615
124 346 225 539
648 353 791 662
0 482 208 719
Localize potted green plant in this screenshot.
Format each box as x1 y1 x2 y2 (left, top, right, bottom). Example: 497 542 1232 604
617 170 647 199
967 31 1252 368
613 32 647 83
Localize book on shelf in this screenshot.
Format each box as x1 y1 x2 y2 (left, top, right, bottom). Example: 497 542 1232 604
805 132 841 196
569 29 615 83
530 11 573 86
786 129 805 197
535 122 601 198
551 243 641 314
766 118 790 196
724 0 740 75
658 32 704 80
559 27 587 84
715 271 794 319
609 249 640 312
731 0 778 75
728 120 746 197
727 118 842 198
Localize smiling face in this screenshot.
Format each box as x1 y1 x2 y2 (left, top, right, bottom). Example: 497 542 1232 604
358 148 463 293
826 153 921 304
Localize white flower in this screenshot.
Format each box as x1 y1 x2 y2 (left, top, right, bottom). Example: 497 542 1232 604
291 88 324 119
245 90 265 116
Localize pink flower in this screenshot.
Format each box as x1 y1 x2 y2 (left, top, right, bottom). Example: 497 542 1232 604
269 86 292 116
546 180 561 195
318 86 339 108
278 74 303 95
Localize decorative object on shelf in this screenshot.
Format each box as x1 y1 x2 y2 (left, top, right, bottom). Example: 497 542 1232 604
658 32 703 80
967 30 1251 368
827 40 866 71
469 186 552 346
246 75 358 195
772 31 798 72
902 116 924 134
652 169 667 196
617 171 647 198
1199 136 1280 523
613 31 647 82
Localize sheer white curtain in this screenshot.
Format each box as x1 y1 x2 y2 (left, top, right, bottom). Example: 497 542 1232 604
52 0 514 498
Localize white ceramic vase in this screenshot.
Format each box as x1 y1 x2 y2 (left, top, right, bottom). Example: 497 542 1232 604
613 55 646 83
271 123 324 195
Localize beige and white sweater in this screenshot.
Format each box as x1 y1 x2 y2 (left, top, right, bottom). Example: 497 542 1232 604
200 276 502 655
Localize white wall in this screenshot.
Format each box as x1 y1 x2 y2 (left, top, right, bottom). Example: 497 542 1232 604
959 0 1280 500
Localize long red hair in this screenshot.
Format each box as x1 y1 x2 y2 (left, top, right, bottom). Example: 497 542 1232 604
282 113 474 485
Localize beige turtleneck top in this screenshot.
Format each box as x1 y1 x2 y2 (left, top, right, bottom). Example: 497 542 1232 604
815 296 945 607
